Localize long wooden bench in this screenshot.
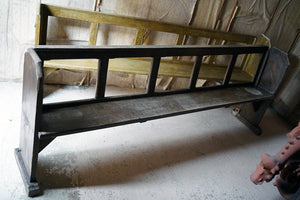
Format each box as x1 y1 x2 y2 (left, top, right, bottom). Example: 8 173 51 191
36 4 270 84
15 45 288 196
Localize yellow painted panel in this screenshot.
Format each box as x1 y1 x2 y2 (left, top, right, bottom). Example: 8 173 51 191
44 58 252 82
42 4 255 44
243 34 271 76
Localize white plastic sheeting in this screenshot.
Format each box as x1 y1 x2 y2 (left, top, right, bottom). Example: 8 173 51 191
0 0 299 80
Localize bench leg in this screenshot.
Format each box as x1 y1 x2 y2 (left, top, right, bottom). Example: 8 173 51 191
15 50 45 196
15 119 41 196
14 148 40 197
232 100 271 135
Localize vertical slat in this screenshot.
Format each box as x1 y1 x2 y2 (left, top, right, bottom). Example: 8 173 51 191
34 15 42 45
242 34 270 75
173 34 185 60
175 34 185 45
147 57 161 95
93 0 99 11
134 29 145 45
188 55 203 90
95 58 109 99
87 22 99 86
253 51 268 86
222 54 238 86
239 54 247 69
35 4 48 45
88 22 99 45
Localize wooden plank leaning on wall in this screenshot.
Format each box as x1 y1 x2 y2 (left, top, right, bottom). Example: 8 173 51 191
34 3 269 86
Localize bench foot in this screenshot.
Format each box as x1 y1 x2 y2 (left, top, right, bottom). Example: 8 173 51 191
232 100 271 136
14 148 41 197
232 109 262 135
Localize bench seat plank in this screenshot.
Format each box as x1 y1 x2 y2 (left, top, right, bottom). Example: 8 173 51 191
40 86 271 138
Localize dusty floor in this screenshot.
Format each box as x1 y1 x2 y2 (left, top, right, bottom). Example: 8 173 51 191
0 81 296 200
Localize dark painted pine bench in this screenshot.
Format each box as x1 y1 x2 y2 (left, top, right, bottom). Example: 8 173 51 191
15 45 289 196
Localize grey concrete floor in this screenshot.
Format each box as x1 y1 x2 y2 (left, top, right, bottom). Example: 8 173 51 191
0 81 294 200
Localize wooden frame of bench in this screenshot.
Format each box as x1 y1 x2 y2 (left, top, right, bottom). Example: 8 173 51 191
36 4 270 83
15 45 289 197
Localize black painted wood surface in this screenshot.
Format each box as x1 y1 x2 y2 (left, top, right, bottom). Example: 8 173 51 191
39 86 272 139
17 45 287 197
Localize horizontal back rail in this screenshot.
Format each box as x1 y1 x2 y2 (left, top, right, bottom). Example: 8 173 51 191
35 45 268 60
